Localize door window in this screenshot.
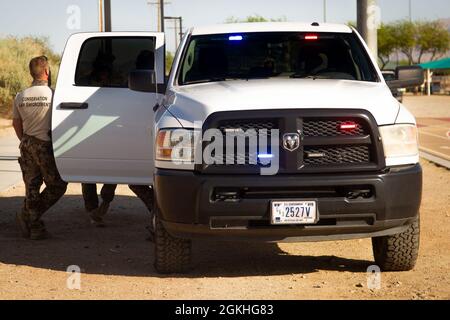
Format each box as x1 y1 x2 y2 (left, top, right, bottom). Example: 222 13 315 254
75 37 155 88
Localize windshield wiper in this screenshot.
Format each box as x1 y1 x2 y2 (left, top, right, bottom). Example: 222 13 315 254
290 74 318 79
183 75 272 85
183 77 228 85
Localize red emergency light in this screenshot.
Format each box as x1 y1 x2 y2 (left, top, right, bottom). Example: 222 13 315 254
339 121 358 131
305 34 319 40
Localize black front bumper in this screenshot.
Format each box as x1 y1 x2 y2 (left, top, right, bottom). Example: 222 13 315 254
154 164 422 242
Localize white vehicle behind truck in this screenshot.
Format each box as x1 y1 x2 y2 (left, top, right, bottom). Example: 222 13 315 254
52 22 424 273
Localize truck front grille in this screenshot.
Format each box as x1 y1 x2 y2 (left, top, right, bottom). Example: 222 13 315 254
219 119 276 166
304 145 370 165
219 119 277 132
303 119 366 136
199 109 384 174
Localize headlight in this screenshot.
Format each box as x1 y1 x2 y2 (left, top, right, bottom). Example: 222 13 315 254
156 129 198 163
379 124 419 158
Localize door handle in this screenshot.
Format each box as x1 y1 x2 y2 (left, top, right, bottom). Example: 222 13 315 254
60 102 88 110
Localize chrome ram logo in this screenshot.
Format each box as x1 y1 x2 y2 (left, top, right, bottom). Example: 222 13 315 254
282 133 300 152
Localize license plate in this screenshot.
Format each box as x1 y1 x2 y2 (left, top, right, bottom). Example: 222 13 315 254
271 200 318 225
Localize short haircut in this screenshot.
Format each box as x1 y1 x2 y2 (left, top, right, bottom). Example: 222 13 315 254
29 56 49 79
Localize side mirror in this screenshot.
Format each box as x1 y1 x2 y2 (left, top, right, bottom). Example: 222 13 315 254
128 70 157 92
386 66 424 90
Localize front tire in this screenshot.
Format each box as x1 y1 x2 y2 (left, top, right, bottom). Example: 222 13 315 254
372 219 420 271
154 210 192 274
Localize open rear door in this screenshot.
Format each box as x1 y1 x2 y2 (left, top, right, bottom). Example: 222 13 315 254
52 32 164 185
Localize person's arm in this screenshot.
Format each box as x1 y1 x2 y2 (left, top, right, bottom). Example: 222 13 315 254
12 94 23 141
12 118 23 141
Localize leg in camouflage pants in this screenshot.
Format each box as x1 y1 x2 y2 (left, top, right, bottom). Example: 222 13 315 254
81 183 153 233
81 183 153 215
82 183 117 212
18 135 67 239
81 183 117 226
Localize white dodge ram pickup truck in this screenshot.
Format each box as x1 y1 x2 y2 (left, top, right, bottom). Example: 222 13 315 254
52 22 424 273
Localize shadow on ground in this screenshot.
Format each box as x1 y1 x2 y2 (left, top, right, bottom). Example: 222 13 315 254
0 194 372 278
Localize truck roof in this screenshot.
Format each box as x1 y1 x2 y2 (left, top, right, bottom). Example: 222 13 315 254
190 22 353 36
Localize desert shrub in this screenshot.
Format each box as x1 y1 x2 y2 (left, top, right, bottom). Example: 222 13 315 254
0 36 60 118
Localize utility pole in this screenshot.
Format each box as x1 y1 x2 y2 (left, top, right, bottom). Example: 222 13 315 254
148 0 171 32
167 21 179 48
98 0 103 32
165 16 183 45
174 20 178 48
179 17 183 41
159 0 165 32
409 0 412 22
357 0 379 59
104 0 112 32
98 0 112 32
323 0 327 22
165 20 179 48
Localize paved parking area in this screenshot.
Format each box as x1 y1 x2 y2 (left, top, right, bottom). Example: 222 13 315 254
416 117 450 157
403 95 450 167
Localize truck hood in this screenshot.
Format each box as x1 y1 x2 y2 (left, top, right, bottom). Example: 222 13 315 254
165 78 399 127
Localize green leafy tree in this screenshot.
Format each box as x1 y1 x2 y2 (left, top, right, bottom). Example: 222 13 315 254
416 21 450 63
225 15 286 23
387 20 449 65
392 20 416 65
377 23 397 69
350 19 449 67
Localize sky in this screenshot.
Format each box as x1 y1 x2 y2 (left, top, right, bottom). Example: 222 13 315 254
0 0 449 54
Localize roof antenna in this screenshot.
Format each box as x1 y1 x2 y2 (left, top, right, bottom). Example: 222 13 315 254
311 22 320 26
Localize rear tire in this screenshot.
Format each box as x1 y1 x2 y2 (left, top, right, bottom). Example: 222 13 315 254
372 219 420 271
154 209 191 274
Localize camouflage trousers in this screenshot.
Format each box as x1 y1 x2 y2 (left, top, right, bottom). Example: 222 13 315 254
82 183 153 214
82 183 117 212
18 135 67 225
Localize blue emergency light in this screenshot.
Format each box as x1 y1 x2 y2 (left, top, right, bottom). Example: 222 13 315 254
228 35 243 41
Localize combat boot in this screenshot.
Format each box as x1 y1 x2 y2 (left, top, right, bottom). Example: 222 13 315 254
29 221 50 240
89 201 110 227
16 209 30 238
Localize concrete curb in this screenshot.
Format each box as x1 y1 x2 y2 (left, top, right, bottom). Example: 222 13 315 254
420 149 450 169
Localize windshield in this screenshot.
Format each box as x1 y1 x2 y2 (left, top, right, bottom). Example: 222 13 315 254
178 32 379 85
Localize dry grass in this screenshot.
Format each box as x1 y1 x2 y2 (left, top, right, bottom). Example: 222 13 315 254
0 36 60 119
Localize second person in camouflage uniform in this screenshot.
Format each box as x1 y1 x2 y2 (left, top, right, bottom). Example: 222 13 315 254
12 56 67 240
82 183 153 229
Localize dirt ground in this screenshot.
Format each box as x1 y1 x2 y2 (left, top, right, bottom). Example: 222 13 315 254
0 159 449 300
